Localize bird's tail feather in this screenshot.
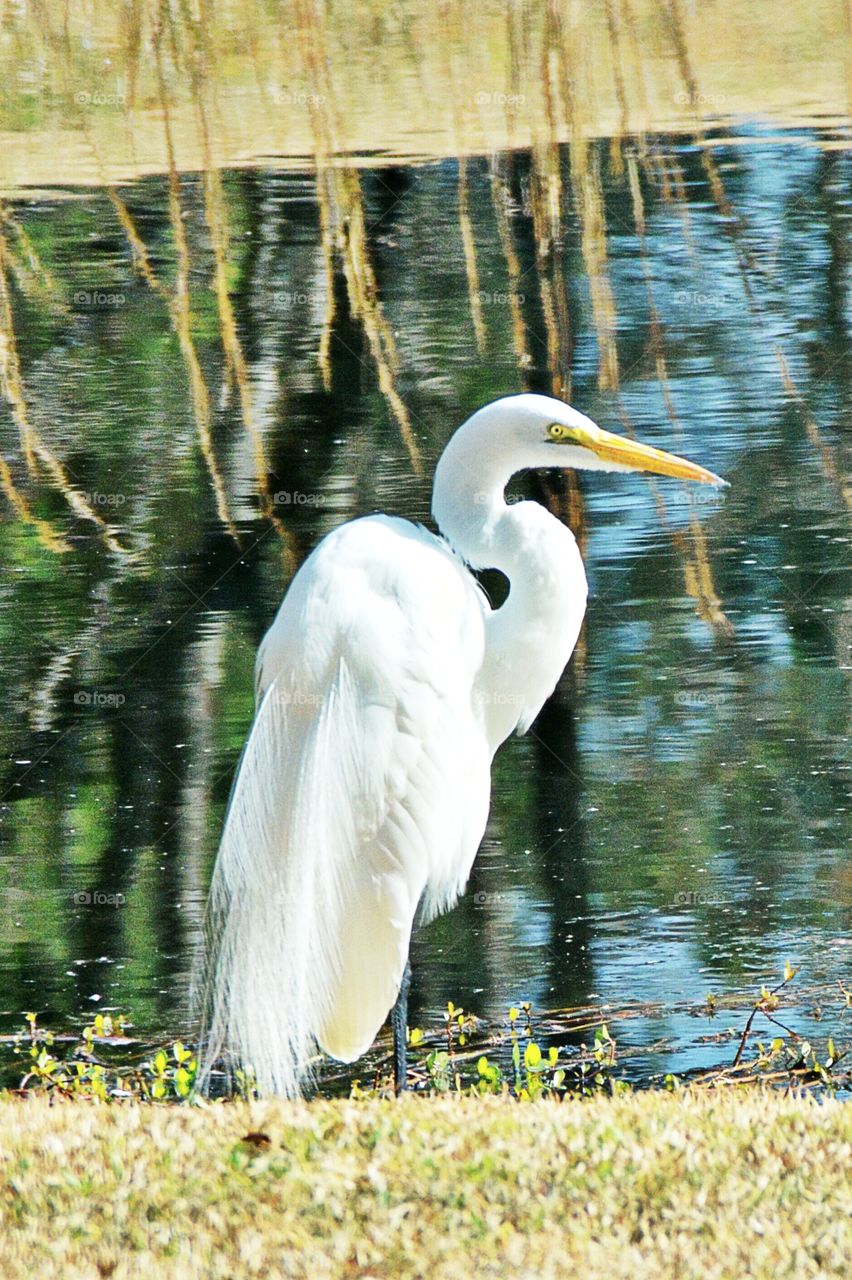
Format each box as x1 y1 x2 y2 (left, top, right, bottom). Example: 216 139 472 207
196 657 420 1096
196 678 345 1097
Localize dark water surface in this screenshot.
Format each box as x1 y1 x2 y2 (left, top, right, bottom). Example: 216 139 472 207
0 123 849 1088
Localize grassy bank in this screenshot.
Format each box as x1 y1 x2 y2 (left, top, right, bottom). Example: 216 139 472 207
1 1091 849 1278
1 0 848 194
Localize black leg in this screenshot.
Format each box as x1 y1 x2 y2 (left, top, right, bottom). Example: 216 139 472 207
391 959 412 1094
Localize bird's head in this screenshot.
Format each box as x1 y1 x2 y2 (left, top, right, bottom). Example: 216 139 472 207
432 393 726 562
474 393 726 486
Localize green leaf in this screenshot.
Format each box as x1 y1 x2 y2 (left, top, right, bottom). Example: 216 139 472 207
524 1042 542 1069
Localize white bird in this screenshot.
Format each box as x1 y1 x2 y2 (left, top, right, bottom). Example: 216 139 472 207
198 394 724 1096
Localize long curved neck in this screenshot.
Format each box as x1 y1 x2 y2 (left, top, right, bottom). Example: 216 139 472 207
432 424 525 571
432 427 588 747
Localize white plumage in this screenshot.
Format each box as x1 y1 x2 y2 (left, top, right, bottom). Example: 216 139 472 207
198 394 723 1095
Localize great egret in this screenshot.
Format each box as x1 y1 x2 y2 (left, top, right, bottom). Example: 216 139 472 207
198 394 724 1096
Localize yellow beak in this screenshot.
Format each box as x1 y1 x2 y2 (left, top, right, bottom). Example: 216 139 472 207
576 425 726 486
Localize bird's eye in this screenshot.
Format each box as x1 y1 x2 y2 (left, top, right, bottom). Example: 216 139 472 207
547 423 570 441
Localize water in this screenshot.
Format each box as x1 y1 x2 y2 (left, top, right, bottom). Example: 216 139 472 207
0 2 849 1090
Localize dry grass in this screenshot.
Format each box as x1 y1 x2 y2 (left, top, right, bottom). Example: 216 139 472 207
1 1090 849 1278
1 0 848 195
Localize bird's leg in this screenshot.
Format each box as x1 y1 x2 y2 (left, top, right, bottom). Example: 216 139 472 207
391 959 412 1094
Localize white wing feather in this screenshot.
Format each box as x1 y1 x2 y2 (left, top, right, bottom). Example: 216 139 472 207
199 516 491 1095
